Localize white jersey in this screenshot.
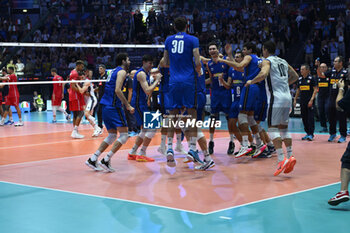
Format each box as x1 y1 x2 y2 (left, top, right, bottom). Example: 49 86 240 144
84 80 97 112
265 55 291 106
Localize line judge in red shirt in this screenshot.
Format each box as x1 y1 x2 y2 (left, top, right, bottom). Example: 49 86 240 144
0 67 23 126
69 60 86 138
51 68 69 123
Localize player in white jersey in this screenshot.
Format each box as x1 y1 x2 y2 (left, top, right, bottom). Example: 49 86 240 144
245 41 299 176
80 69 102 137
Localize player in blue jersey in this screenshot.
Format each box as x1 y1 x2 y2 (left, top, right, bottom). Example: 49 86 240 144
163 17 212 168
85 53 134 172
219 42 267 158
128 55 162 162
227 51 245 154
206 41 232 155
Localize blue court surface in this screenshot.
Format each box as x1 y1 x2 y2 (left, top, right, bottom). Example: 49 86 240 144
1 181 350 233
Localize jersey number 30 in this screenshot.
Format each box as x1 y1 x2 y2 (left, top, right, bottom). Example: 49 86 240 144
171 40 184 54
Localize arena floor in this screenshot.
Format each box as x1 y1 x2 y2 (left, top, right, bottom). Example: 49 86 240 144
1 112 349 233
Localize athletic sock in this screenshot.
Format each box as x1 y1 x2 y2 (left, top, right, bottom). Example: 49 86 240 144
276 148 285 162
209 133 214 142
139 145 148 155
230 134 235 142
160 135 166 148
242 136 249 147
168 137 173 150
104 151 114 161
91 150 101 161
129 144 138 155
189 137 197 151
254 133 262 146
286 146 292 159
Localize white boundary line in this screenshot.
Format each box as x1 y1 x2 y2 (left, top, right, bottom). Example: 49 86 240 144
205 182 340 215
0 180 204 215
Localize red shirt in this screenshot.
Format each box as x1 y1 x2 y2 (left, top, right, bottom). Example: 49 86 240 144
52 75 64 98
8 74 20 99
68 69 83 101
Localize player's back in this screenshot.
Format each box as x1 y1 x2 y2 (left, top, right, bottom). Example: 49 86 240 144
165 32 199 84
244 54 262 81
131 68 149 107
100 66 123 107
266 56 290 99
159 67 170 93
53 75 63 92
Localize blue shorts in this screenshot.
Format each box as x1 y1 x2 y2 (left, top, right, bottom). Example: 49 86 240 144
168 83 196 110
133 104 149 127
211 91 231 114
254 90 268 121
229 100 240 119
239 84 259 112
197 91 206 121
102 105 127 130
159 91 170 115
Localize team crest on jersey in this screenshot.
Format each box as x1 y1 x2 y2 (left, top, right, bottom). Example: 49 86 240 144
211 68 214 71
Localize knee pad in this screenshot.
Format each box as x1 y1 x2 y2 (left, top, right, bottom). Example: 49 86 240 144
279 128 291 140
145 129 156 139
247 115 257 127
238 113 248 125
268 128 281 141
117 132 128 144
197 129 205 139
138 130 146 139
103 133 117 145
258 124 263 132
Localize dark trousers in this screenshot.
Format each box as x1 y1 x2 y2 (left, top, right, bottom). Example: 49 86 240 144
97 103 103 129
300 101 315 136
317 94 328 128
64 94 70 115
123 105 138 132
328 98 347 137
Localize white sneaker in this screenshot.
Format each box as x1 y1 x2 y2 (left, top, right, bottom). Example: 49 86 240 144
92 126 102 137
252 143 267 158
235 146 253 158
71 130 84 139
175 143 187 154
157 146 167 156
14 121 24 127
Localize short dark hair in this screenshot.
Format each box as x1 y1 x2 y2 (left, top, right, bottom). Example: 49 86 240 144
142 54 153 63
336 56 344 65
51 68 57 73
116 53 128 66
174 17 187 32
208 41 218 50
263 41 276 54
235 51 244 58
301 64 310 70
99 64 106 69
243 42 257 54
8 66 14 71
76 60 85 66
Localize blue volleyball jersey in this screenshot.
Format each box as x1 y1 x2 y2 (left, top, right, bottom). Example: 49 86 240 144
165 32 199 84
228 67 244 101
100 66 124 107
207 57 230 92
244 54 262 82
159 67 170 93
197 60 206 93
131 68 150 107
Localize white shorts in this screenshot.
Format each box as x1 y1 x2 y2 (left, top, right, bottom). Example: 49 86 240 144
85 96 97 112
267 95 292 126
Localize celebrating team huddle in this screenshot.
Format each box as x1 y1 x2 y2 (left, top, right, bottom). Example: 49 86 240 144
81 17 298 176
